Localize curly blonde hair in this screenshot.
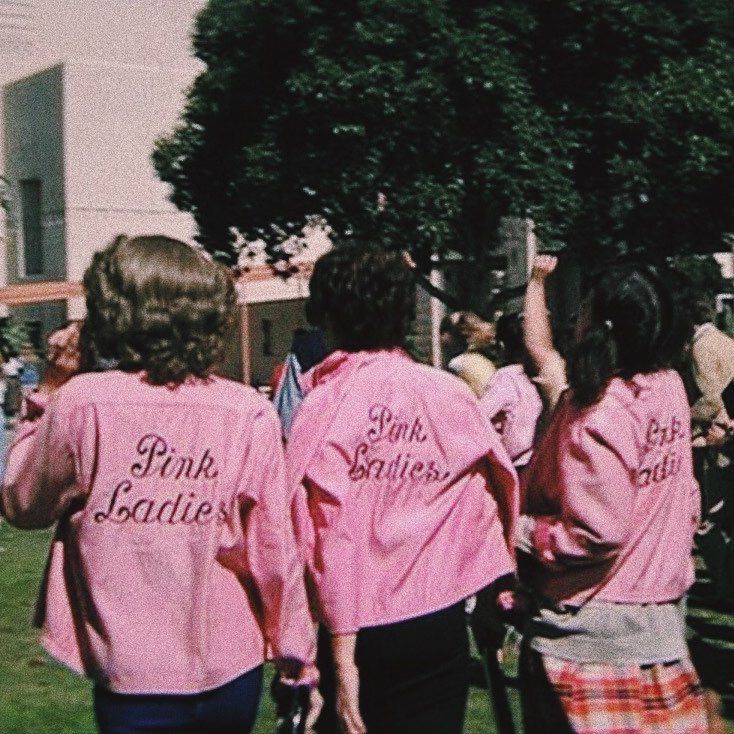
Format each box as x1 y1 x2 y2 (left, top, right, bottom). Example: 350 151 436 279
83 235 236 385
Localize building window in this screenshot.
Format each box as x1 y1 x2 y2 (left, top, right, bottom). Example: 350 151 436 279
262 318 272 356
20 179 43 276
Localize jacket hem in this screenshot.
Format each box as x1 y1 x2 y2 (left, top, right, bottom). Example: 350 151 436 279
324 565 515 634
40 633 266 695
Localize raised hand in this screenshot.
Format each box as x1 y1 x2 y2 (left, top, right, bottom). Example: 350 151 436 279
531 254 558 282
41 321 82 394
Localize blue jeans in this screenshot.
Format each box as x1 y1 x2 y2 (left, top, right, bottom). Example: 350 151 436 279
93 666 263 734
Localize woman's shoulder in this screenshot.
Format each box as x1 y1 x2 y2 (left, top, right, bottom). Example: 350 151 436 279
58 371 268 412
572 370 686 445
405 359 484 401
448 350 495 377
607 369 687 407
57 370 124 401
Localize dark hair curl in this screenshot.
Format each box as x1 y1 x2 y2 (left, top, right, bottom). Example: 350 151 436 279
306 244 415 351
83 235 236 385
496 311 536 376
568 264 690 408
496 312 524 365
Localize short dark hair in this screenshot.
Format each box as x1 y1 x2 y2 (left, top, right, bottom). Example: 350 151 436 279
496 312 524 364
306 244 415 351
568 264 688 408
83 235 236 385
690 293 717 325
440 313 468 354
291 328 328 372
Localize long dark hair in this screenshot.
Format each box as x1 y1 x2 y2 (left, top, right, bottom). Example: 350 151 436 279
496 312 537 376
568 264 688 408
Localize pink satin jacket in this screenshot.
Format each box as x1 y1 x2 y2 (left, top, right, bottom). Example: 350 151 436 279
288 349 518 635
522 370 699 607
1 371 314 694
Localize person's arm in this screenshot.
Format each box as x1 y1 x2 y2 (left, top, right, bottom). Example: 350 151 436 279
240 406 317 680
524 255 567 410
0 393 82 528
691 331 733 423
518 416 635 567
331 633 366 734
1 323 84 528
523 255 558 367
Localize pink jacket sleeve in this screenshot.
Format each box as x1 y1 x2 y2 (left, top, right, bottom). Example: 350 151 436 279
529 407 636 567
302 483 362 636
239 407 316 667
1 391 85 529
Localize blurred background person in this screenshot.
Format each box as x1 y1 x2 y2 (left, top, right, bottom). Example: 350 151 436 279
440 310 497 397
480 312 543 473
688 293 734 429
18 341 41 397
272 327 329 437
683 289 734 606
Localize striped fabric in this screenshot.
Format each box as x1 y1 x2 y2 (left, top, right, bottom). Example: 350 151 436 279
539 653 708 734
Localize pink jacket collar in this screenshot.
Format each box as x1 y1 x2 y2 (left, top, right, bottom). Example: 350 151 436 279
300 348 409 395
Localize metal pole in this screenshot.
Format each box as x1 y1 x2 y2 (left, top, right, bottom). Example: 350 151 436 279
430 253 444 368
240 301 251 385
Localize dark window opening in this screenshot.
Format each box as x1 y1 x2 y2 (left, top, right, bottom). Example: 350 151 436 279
20 179 43 276
262 318 272 356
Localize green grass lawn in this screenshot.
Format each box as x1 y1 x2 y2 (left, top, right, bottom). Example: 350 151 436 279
0 525 731 733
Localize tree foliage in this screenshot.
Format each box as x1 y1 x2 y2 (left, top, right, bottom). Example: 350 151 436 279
154 0 734 266
0 317 29 360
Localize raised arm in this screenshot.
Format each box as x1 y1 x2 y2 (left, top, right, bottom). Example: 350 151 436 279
1 322 84 528
523 254 558 366
524 255 567 410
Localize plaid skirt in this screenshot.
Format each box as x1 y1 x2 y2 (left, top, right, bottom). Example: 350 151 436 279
520 648 708 734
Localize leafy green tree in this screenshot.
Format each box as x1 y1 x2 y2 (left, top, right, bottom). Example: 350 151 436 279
154 0 734 268
671 254 729 299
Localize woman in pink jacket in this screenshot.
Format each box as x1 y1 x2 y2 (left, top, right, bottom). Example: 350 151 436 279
1 235 318 734
288 245 519 734
518 264 707 734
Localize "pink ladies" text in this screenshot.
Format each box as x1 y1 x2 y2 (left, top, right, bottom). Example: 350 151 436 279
636 416 687 488
348 405 451 483
94 433 231 526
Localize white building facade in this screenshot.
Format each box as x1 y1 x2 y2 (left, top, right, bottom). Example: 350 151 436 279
0 0 205 331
